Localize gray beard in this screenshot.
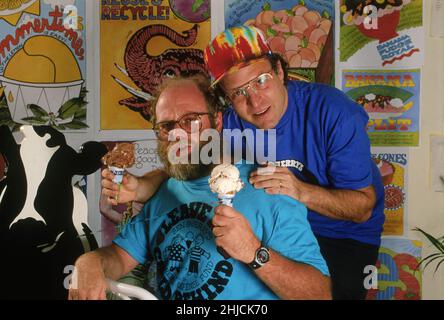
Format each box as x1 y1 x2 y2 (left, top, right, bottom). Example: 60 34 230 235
164 162 213 181
157 142 213 181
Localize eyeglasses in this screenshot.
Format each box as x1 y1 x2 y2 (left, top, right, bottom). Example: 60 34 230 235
227 71 274 102
153 112 212 141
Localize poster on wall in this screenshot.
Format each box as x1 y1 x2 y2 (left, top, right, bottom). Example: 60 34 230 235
372 148 409 236
224 0 335 84
343 69 420 146
366 237 422 300
100 140 162 246
0 0 88 131
339 0 424 68
100 0 211 130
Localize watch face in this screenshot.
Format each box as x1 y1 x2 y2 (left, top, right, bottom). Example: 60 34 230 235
257 248 269 264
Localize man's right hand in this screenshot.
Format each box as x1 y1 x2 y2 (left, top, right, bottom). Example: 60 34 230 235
68 254 108 300
101 168 139 205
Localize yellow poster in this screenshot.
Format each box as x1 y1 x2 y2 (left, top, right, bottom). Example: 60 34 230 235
0 1 88 131
372 148 408 236
100 0 211 130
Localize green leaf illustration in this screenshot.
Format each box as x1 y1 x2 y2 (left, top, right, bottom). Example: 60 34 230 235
286 9 295 16
63 120 89 129
322 10 330 19
262 2 271 11
267 27 277 37
74 108 86 120
27 104 48 117
58 98 82 119
21 117 47 125
192 0 205 13
0 119 14 126
79 87 88 99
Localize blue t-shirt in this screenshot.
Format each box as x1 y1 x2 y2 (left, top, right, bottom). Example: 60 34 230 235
223 81 385 246
114 162 329 300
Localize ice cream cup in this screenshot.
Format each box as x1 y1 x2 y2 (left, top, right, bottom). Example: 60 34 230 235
109 166 125 185
218 194 235 206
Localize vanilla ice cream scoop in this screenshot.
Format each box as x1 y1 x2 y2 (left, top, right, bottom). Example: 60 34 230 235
209 164 244 198
209 164 244 259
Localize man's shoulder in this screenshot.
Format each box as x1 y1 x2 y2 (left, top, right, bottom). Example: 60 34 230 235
223 107 242 129
288 80 341 96
147 177 182 204
235 163 307 215
288 81 367 123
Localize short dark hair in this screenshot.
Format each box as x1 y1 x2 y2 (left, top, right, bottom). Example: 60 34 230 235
151 74 224 126
269 53 289 85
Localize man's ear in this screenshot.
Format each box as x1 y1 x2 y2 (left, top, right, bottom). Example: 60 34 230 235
276 59 285 83
215 111 223 132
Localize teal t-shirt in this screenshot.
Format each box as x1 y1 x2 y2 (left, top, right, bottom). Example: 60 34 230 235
113 163 329 300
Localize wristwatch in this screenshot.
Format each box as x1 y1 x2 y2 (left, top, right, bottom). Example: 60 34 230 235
248 246 270 270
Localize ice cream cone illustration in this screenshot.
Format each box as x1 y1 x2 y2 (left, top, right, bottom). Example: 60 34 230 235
0 36 84 125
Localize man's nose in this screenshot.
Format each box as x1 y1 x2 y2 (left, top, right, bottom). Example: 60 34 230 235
246 86 262 107
168 127 188 141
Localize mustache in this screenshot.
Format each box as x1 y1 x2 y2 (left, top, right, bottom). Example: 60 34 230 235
157 140 213 181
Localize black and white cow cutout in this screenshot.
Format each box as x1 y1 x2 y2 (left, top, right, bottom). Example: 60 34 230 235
0 125 107 299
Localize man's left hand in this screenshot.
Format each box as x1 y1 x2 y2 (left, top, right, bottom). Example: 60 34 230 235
249 166 310 203
212 205 260 264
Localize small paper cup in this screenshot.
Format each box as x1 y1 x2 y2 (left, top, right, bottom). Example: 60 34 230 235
218 194 235 206
109 166 125 184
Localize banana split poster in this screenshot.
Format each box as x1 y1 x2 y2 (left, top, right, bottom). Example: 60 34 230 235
339 0 424 68
0 0 87 131
100 0 211 130
342 69 420 147
224 0 335 84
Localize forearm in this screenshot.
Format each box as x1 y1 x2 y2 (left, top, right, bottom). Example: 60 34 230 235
135 169 168 202
255 249 331 300
75 245 133 281
301 184 376 223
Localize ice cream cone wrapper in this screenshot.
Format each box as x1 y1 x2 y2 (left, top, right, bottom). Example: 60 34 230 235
218 194 235 207
109 166 125 185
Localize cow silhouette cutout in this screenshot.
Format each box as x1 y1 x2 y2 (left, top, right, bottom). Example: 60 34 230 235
0 125 107 299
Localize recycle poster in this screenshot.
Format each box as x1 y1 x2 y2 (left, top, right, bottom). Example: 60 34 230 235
0 0 87 131
339 0 424 68
100 0 211 130
371 148 409 236
342 69 421 147
224 0 335 84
